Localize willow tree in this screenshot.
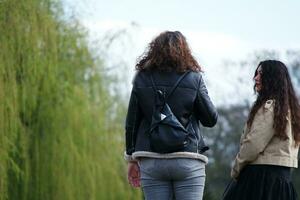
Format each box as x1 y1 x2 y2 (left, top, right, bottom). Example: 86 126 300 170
0 0 140 199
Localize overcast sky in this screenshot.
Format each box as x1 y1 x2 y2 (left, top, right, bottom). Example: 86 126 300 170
62 0 300 106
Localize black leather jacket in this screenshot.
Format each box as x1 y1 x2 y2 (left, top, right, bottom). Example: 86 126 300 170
125 70 218 155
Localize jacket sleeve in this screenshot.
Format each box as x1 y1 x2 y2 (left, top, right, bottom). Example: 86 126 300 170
124 84 142 161
231 100 275 179
194 75 218 127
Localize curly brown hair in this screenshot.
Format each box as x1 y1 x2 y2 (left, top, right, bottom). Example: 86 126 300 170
135 31 202 72
247 60 300 145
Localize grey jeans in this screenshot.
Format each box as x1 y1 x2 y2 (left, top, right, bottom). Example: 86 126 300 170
139 158 206 200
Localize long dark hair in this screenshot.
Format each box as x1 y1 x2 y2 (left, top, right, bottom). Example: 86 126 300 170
247 60 300 144
136 31 202 72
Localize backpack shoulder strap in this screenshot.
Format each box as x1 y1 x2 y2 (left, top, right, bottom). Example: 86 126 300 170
150 73 158 92
150 70 190 100
166 71 190 100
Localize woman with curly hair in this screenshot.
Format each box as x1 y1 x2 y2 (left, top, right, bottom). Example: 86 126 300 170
223 60 300 200
124 31 218 200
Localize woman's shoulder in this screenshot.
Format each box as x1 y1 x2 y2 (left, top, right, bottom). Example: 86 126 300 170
188 70 202 77
184 70 203 84
255 100 275 118
131 69 203 89
264 99 275 110
131 70 150 85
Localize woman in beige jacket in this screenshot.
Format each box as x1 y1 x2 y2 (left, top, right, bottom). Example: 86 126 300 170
223 60 300 200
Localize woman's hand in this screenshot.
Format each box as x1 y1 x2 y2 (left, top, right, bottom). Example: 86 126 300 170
127 161 141 188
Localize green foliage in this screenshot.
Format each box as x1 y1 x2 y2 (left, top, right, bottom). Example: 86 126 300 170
0 0 141 199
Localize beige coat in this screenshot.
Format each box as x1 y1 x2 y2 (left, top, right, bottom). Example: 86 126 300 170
231 100 299 179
